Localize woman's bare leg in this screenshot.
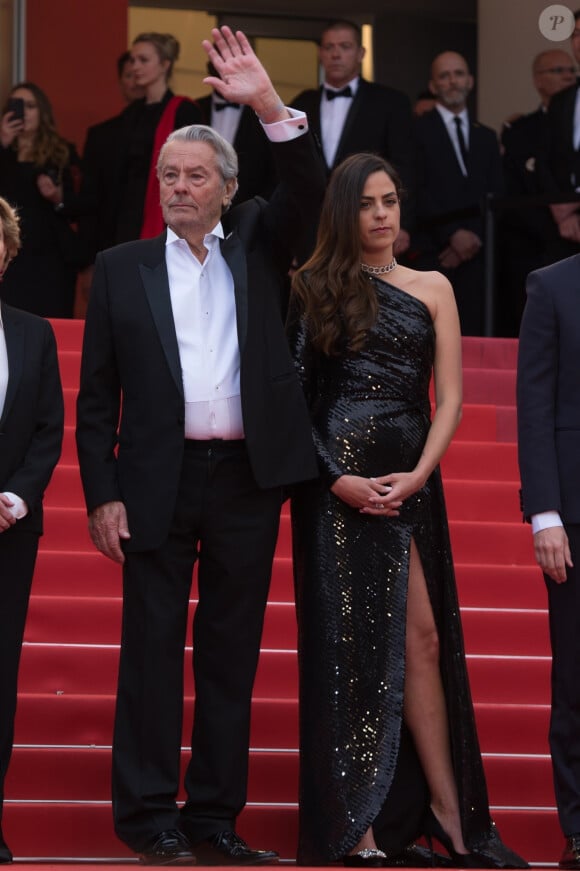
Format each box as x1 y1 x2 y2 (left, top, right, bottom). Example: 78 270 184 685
403 538 468 855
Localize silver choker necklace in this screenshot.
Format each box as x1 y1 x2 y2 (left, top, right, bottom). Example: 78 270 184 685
360 258 397 275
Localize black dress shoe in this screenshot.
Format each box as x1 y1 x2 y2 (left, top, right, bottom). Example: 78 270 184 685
0 832 12 864
560 835 580 869
192 831 279 866
139 830 196 865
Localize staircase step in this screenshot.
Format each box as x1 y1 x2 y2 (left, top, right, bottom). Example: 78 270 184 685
24 595 548 656
441 441 519 479
5 745 554 809
462 368 516 405
461 336 518 370
45 464 524 522
59 410 519 472
0 803 562 864
50 318 84 350
41 509 536 566
13 693 299 749
461 608 550 656
17 643 551 704
57 350 81 389
33 550 295 601
13 694 550 759
455 564 545 609
449 521 534 565
443 479 521 521
24 595 298 650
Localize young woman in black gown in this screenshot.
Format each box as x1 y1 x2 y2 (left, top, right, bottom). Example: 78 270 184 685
288 153 527 869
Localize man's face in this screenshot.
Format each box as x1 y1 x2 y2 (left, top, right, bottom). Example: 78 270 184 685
429 52 473 113
534 50 576 103
318 26 365 89
119 59 146 103
159 141 237 240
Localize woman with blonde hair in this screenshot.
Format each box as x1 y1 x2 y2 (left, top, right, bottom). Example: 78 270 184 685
79 31 202 260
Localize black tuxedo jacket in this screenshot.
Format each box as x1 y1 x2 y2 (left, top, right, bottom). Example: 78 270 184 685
539 82 580 195
414 107 503 250
517 254 580 522
0 303 64 534
76 130 324 551
501 108 559 244
292 78 416 224
196 95 278 203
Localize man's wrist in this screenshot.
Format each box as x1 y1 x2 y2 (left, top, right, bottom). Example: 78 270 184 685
531 510 563 534
253 92 287 124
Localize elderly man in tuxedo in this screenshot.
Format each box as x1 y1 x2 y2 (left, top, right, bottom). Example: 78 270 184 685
76 26 323 867
0 196 64 863
517 253 580 870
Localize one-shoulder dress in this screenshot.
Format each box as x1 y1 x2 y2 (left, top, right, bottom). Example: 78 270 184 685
289 276 527 868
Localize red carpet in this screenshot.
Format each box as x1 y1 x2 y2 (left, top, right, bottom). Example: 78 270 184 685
3 321 559 866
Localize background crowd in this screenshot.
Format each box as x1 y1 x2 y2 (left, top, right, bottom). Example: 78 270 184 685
2 15 580 334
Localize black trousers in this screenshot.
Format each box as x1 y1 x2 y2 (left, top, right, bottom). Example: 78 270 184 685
546 523 580 837
0 528 39 827
112 440 283 851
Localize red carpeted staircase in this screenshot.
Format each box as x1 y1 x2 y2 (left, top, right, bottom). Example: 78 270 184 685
3 324 558 866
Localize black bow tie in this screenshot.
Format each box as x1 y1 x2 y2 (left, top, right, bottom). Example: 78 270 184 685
325 86 353 101
214 100 241 111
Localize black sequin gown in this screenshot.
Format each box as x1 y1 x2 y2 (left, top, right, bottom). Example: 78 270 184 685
289 277 527 867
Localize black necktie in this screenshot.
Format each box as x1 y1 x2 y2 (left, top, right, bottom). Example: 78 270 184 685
325 86 352 101
454 116 469 173
214 100 240 111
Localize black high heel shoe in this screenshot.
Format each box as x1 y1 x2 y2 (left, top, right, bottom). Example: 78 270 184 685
423 808 491 869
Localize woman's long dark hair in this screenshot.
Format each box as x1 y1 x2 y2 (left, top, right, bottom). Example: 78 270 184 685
292 152 403 356
7 82 70 174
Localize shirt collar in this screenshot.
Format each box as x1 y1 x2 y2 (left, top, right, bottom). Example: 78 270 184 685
165 223 225 249
323 75 360 97
436 103 469 128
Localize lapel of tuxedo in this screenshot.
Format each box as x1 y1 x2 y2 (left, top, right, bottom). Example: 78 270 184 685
333 79 366 168
220 228 248 354
0 305 24 426
138 234 184 398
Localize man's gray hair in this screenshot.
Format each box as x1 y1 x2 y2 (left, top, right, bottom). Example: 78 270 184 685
157 124 239 194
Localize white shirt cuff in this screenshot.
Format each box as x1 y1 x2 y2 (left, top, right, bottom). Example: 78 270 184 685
261 107 308 142
2 492 29 520
531 510 563 534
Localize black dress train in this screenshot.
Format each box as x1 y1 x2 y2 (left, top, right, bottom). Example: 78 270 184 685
289 277 527 867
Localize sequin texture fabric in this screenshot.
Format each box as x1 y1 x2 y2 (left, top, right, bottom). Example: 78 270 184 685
289 278 527 868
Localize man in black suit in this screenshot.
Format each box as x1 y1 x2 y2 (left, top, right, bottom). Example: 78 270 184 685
0 196 64 863
76 26 323 867
499 49 576 335
413 51 502 335
292 18 416 255
537 9 580 257
517 254 580 870
195 64 277 204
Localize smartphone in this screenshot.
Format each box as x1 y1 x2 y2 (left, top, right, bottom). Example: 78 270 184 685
6 97 24 121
